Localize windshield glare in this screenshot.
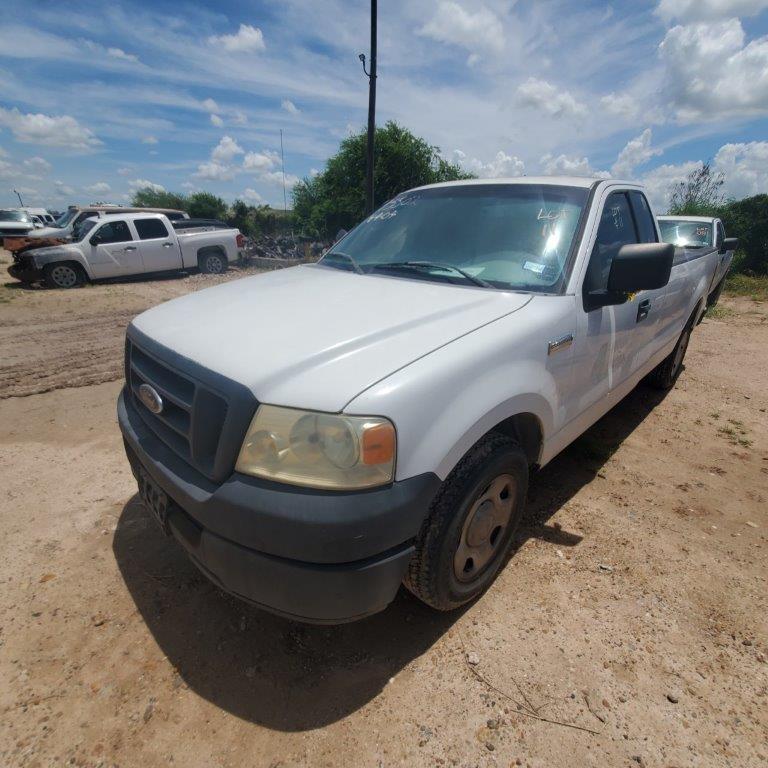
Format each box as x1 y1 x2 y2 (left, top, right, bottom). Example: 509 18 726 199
659 220 713 248
55 209 78 228
323 184 588 291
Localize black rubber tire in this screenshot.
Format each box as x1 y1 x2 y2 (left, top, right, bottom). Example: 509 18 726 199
646 320 693 390
199 250 228 275
43 262 86 289
404 433 528 611
707 276 726 309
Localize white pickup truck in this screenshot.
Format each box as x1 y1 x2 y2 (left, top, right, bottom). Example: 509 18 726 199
118 177 723 624
658 215 738 308
8 212 245 288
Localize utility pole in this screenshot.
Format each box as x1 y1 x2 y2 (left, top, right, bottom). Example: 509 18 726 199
359 0 377 215
13 189 24 207
279 128 287 213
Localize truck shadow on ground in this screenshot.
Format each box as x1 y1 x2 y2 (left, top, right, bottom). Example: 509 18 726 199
113 383 668 730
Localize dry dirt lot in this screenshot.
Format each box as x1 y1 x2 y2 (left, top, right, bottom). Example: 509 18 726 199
0 250 766 768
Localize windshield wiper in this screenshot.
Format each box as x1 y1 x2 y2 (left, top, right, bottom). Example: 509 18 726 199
321 251 364 274
370 260 493 289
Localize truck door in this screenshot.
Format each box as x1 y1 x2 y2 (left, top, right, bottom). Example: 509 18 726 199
570 190 667 418
133 217 182 272
87 219 141 279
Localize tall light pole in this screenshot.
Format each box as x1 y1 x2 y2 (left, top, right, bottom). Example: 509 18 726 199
13 189 24 207
359 0 377 215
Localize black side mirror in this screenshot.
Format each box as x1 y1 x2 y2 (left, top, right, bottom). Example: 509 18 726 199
720 237 738 254
585 242 674 311
89 234 101 246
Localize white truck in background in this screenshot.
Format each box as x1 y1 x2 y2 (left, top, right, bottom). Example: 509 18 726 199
657 215 738 309
8 212 245 288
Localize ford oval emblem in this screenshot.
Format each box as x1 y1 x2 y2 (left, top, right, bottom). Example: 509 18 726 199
138 383 163 415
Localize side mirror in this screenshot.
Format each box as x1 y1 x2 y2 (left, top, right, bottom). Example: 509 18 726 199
720 237 738 254
585 243 674 311
89 234 101 246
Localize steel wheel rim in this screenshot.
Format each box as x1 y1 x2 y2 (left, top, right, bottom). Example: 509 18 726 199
207 255 224 273
51 265 77 288
453 473 516 583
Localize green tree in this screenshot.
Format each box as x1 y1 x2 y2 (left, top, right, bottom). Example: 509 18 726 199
719 194 768 275
130 188 189 211
293 121 473 238
668 163 725 216
227 199 252 234
187 191 227 220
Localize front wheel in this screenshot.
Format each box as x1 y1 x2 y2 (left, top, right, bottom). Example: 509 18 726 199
404 433 528 611
43 262 85 289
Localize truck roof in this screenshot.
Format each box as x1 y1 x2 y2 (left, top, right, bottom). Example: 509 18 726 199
412 176 636 192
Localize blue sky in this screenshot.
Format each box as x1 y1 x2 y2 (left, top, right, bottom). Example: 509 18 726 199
1 0 767 211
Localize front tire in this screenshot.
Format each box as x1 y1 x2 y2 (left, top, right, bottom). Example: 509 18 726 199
404 433 528 611
43 262 85 289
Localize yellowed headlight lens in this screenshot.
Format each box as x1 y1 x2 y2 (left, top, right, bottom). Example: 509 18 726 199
236 405 396 490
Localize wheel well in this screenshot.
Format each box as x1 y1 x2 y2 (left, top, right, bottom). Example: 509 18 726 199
44 260 88 278
197 245 225 263
490 412 543 468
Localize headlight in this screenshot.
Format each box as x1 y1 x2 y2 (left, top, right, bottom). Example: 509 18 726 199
235 405 396 490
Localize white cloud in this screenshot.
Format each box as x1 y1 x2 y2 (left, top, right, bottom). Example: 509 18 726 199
601 92 640 121
209 24 265 53
23 156 51 175
211 136 244 163
128 178 165 193
0 107 100 150
117 167 132 176
85 181 111 195
453 149 525 178
107 46 138 63
242 188 264 202
611 128 662 178
210 113 224 127
637 160 703 211
243 150 278 172
540 153 610 178
660 19 768 121
141 136 158 145
516 78 587 118
201 98 220 113
261 170 299 188
194 161 236 181
656 0 768 22
232 110 248 125
281 99 300 115
420 1 504 60
54 179 76 196
713 141 768 199
181 181 198 190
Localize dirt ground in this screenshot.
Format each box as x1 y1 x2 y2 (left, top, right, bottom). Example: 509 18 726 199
0 249 766 768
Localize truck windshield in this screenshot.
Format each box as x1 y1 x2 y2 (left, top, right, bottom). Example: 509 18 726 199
322 184 588 291
54 209 78 228
659 220 713 248
0 210 31 222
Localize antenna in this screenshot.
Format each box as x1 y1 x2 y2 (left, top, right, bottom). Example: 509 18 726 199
14 188 24 207
280 129 287 214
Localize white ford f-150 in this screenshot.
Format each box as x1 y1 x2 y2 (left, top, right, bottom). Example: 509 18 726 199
118 177 727 623
8 212 245 288
658 215 737 309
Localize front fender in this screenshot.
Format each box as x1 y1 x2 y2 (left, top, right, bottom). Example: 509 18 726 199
28 248 92 278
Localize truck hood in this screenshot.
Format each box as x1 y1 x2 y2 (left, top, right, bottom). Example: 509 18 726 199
26 226 68 238
131 264 532 412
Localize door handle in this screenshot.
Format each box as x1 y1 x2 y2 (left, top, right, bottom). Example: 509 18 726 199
637 298 651 322
162 242 173 248
123 246 137 252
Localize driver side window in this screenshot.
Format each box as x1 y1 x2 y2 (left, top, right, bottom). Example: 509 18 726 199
584 192 639 294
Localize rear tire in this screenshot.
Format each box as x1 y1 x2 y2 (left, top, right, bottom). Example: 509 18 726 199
404 433 528 611
646 321 693 390
43 262 85 289
199 250 227 275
